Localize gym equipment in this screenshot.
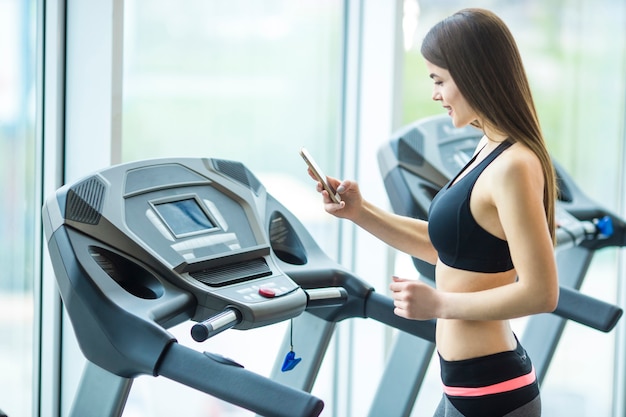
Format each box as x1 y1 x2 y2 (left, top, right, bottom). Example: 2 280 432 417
42 157 436 417
374 114 625 416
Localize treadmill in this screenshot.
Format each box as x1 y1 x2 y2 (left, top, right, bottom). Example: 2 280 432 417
42 157 437 417
373 114 626 416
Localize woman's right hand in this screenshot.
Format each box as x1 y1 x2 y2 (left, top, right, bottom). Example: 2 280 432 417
308 169 362 221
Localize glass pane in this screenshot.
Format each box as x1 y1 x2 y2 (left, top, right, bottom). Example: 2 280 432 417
0 0 37 416
122 0 343 229
121 1 343 415
402 1 625 416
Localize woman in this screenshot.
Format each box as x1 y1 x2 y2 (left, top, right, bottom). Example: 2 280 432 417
310 8 558 417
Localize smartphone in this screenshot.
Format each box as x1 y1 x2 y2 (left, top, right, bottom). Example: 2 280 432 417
299 147 342 204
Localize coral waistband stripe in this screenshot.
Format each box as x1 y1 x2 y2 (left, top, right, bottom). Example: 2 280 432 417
443 367 536 397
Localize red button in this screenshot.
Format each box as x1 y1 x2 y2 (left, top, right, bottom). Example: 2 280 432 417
258 287 276 298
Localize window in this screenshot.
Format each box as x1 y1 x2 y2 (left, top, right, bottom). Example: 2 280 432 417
121 1 343 415
0 0 38 416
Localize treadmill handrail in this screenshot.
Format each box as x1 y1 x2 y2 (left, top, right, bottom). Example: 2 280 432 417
282 260 621 338
156 342 324 417
191 308 242 342
191 288 349 342
555 286 622 332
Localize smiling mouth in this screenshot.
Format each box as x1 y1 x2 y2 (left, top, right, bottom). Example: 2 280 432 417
444 106 452 115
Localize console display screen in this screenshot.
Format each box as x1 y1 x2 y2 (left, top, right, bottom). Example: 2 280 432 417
154 197 217 237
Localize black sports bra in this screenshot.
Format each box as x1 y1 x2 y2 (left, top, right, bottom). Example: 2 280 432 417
428 140 514 273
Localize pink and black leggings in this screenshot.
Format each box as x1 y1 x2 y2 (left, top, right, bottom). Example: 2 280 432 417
434 338 541 417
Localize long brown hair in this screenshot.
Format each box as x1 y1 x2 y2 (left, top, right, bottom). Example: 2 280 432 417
421 8 557 244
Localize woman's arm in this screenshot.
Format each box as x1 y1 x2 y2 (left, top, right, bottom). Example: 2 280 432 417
354 199 438 264
315 175 438 265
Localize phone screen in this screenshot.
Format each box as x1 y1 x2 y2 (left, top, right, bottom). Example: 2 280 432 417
299 147 341 204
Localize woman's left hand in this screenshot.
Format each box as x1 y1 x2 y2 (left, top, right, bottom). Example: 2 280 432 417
389 276 441 320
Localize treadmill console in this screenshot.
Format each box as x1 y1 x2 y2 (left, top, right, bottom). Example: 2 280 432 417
42 158 308 376
118 160 305 325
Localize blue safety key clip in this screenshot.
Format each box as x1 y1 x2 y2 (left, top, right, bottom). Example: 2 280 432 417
282 350 301 372
281 319 301 372
595 215 614 238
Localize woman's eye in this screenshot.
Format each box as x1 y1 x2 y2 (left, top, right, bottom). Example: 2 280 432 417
434 81 443 86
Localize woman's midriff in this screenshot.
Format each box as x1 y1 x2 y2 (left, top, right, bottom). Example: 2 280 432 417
435 260 518 361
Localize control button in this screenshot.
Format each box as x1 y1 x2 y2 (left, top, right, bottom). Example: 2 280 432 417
258 287 277 298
